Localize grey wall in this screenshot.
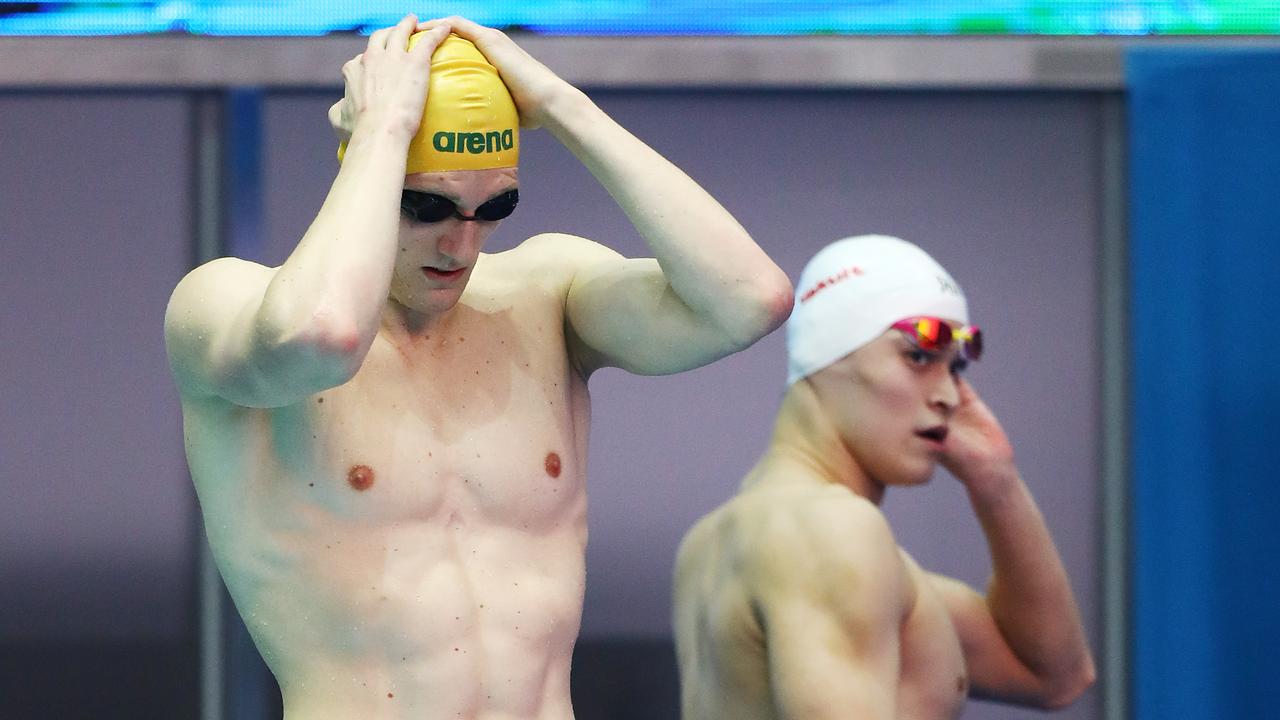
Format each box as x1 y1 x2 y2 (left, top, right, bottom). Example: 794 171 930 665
0 93 195 642
1 88 1104 719
0 92 199 718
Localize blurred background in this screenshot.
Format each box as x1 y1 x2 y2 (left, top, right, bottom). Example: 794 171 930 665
2 2 1278 719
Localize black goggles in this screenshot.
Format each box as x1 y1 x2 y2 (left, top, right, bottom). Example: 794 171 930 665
400 188 519 223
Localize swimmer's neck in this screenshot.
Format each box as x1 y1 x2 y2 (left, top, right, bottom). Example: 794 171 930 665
745 381 885 504
380 298 461 341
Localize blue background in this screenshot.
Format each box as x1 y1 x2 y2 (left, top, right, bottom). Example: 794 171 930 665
2 1 1279 35
1128 48 1280 720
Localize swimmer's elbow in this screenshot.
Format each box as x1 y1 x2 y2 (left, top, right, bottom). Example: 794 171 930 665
255 303 368 387
761 272 797 328
721 268 794 348
1035 655 1097 710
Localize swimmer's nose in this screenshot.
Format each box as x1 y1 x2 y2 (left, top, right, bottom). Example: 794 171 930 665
437 216 484 259
930 372 960 415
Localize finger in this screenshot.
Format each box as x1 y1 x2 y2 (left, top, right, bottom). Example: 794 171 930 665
416 17 450 32
409 22 451 61
387 13 418 53
327 101 353 141
328 99 352 127
438 15 493 42
440 16 519 71
955 378 981 407
367 25 394 54
341 54 362 80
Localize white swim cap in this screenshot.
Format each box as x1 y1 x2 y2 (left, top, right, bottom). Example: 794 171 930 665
786 235 969 384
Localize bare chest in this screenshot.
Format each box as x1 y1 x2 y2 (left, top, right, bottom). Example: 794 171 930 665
897 569 969 719
258 306 587 531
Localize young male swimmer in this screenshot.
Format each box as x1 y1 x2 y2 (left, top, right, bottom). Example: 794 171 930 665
673 235 1094 720
165 15 791 720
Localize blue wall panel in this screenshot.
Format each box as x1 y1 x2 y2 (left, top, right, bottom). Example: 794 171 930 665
1128 48 1280 720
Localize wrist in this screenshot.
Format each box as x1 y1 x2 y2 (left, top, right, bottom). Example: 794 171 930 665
959 462 1022 504
341 123 414 169
535 83 600 138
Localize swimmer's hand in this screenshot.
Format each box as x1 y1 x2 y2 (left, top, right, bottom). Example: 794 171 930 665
418 15 570 130
939 378 1016 490
327 15 451 147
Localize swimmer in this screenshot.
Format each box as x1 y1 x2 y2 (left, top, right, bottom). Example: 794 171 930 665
673 235 1094 719
164 15 791 720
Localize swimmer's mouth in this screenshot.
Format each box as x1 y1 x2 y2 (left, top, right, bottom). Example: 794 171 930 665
423 266 466 281
916 426 949 444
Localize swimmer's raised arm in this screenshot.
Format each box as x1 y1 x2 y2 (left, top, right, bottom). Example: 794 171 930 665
441 17 792 376
165 17 450 407
930 379 1096 708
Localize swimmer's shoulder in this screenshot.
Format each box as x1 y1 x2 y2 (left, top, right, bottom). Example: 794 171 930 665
514 232 619 261
169 256 274 305
165 257 277 398
466 234 603 307
675 501 735 579
480 233 623 285
731 480 901 597
166 256 277 334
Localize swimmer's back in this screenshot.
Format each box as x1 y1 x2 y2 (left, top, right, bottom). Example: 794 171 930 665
674 479 909 720
674 496 770 720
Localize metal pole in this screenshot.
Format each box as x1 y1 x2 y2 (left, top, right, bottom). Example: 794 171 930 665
190 90 225 720
220 86 274 720
1099 90 1131 720
190 86 271 720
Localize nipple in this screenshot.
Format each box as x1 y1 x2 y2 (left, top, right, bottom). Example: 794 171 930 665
347 464 375 491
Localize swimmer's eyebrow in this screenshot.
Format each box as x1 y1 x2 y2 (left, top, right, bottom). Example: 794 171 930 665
401 186 519 205
401 187 454 200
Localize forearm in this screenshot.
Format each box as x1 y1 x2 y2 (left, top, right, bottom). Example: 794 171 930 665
542 87 791 344
967 468 1095 701
257 125 410 375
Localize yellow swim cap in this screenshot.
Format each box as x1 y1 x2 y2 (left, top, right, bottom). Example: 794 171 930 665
338 33 520 173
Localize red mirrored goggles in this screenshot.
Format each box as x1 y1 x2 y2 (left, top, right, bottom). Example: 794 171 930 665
890 317 983 361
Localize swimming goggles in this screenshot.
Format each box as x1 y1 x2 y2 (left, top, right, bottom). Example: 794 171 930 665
400 188 519 223
890 316 983 361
